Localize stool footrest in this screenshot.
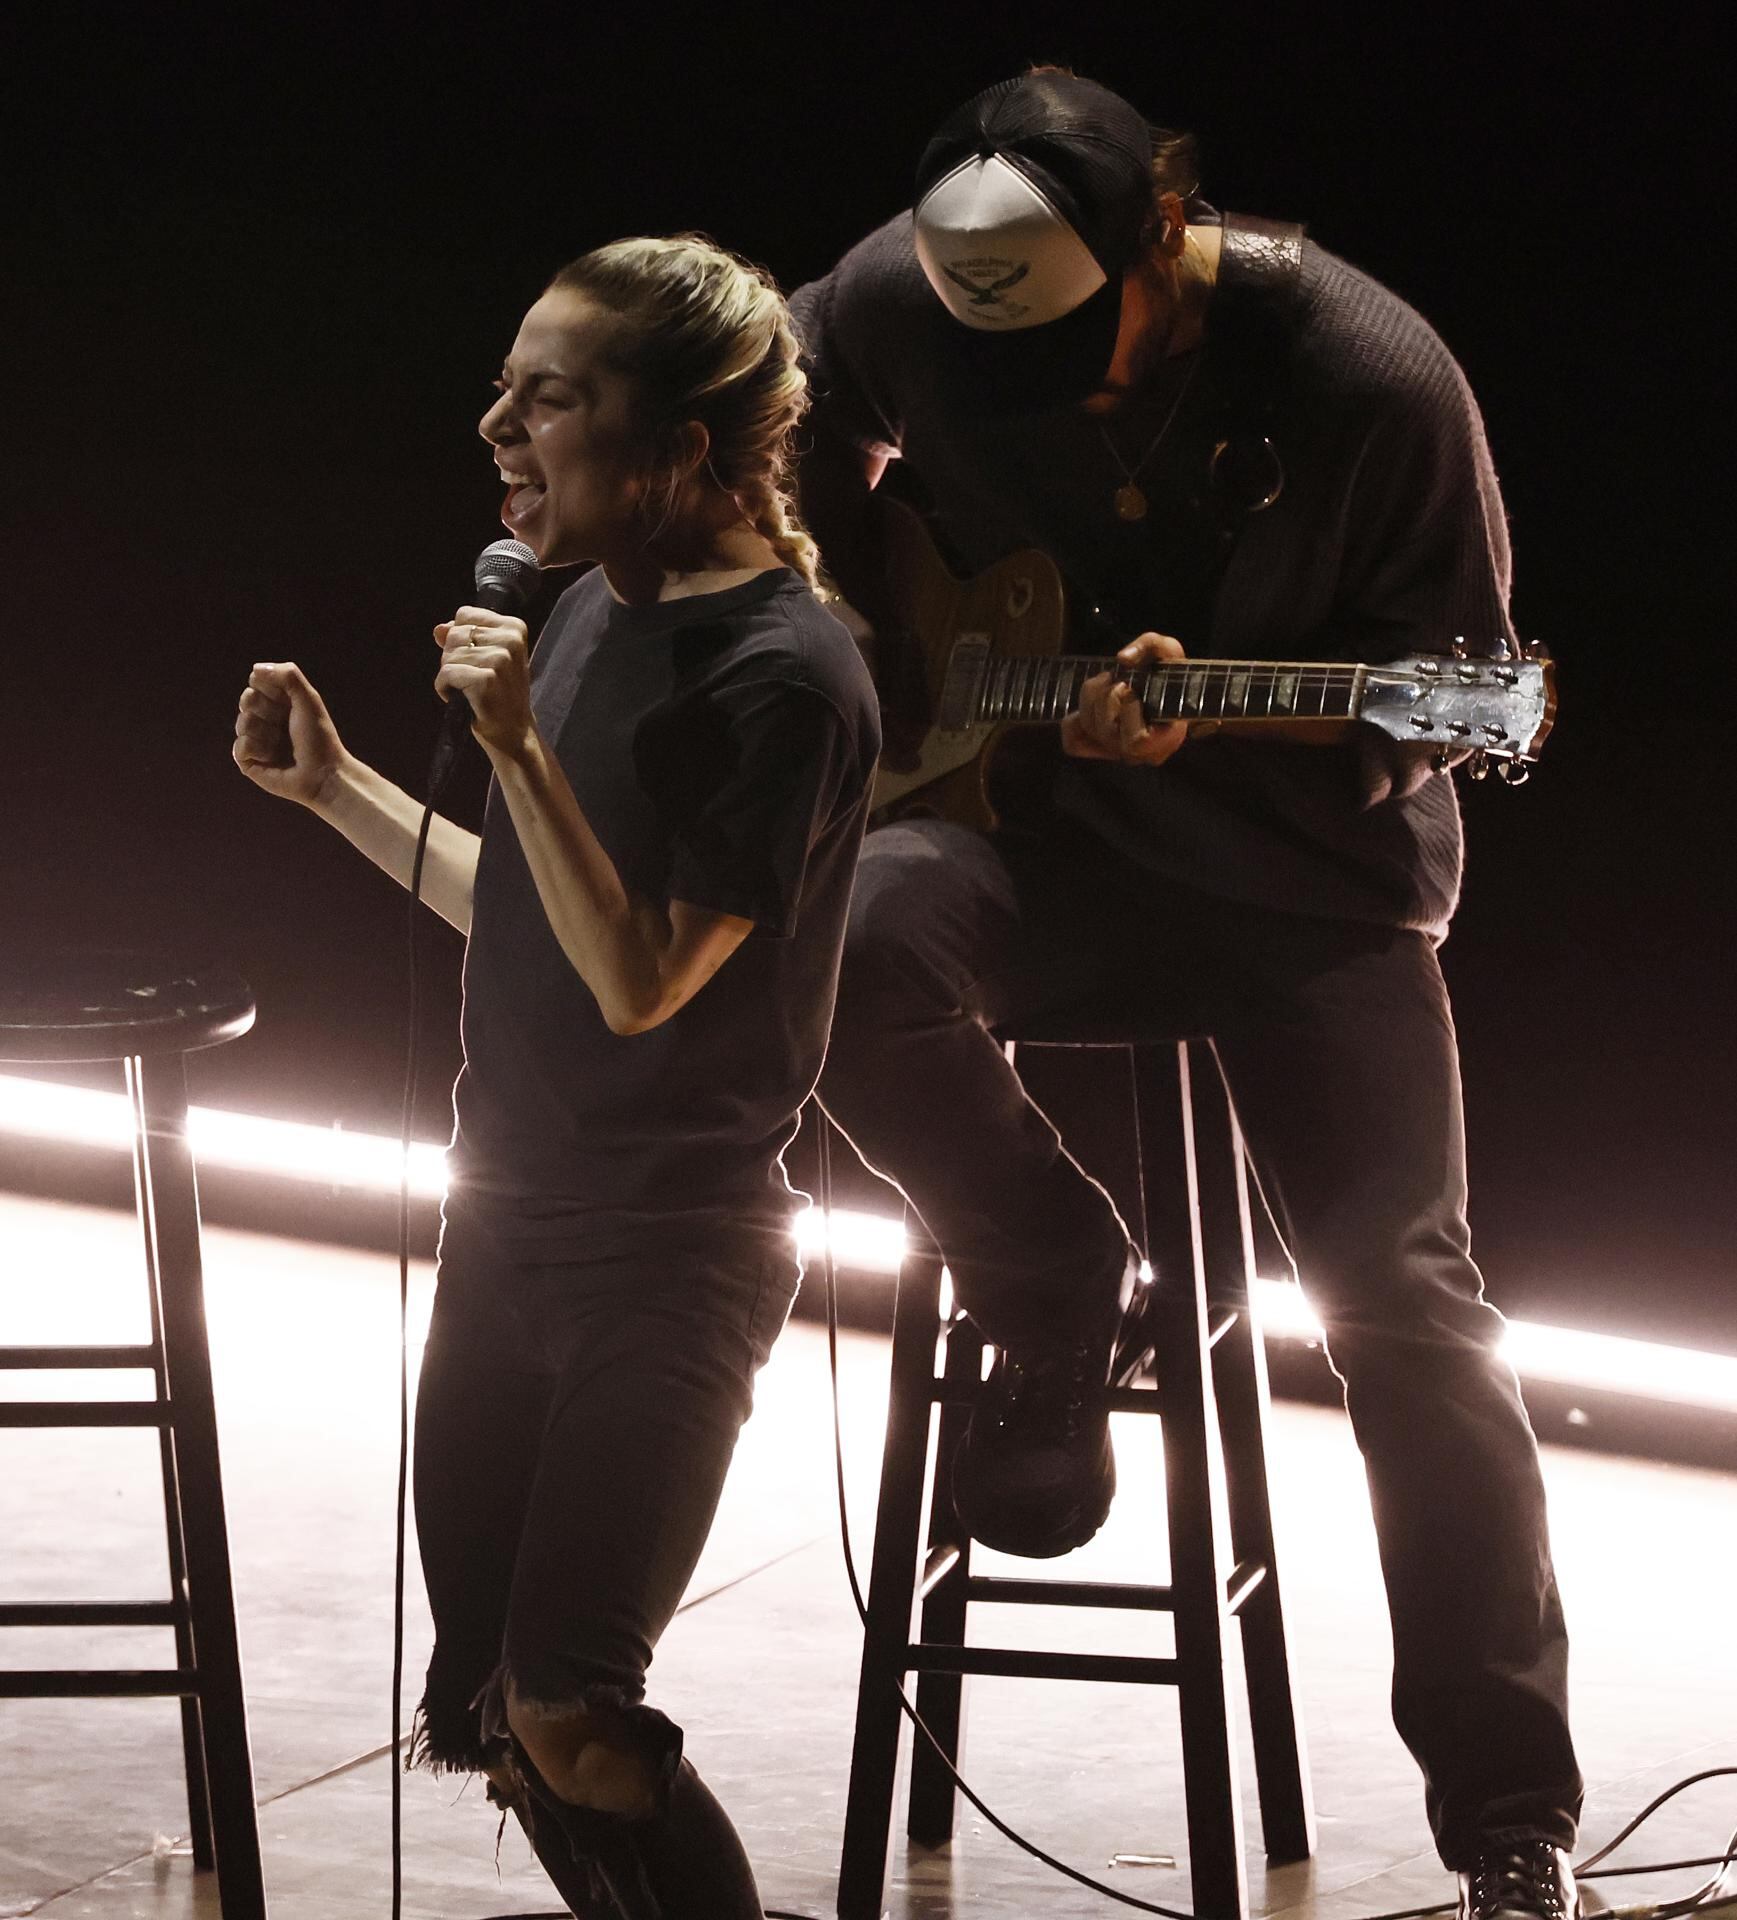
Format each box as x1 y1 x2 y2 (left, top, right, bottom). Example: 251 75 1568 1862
0 1401 167 1427
966 1574 1175 1611
0 1669 198 1698
908 1643 1179 1685
0 1601 181 1627
0 1346 160 1370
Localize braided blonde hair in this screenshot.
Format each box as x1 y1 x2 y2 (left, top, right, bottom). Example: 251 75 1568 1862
548 235 823 591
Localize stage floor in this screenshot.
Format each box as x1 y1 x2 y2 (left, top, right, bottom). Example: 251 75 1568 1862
3 1190 1733 1920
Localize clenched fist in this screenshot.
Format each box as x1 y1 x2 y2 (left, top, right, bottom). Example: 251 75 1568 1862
233 663 348 808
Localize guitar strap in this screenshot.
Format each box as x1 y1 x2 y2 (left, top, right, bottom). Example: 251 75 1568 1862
1197 212 1307 570
1089 210 1307 657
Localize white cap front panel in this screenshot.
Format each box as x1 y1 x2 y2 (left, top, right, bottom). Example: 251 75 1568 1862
913 154 1108 331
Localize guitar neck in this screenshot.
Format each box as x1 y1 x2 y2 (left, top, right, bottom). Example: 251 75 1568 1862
969 652 1371 727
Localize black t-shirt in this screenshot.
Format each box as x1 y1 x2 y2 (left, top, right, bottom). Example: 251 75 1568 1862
449 566 880 1253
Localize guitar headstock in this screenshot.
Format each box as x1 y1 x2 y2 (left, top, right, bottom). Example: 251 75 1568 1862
1361 641 1555 782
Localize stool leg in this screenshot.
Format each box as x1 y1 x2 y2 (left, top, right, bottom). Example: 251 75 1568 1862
1138 1044 1249 1920
837 1235 945 1920
129 1069 218 1873
132 1055 267 1920
1193 1054 1315 1864
906 1307 983 1846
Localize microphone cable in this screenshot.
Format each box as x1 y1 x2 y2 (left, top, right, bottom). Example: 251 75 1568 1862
391 785 442 1920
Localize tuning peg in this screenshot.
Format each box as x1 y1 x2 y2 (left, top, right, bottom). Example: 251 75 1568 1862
1523 639 1550 662
1497 758 1530 786
1467 750 1490 781
1488 637 1512 661
1451 636 1469 660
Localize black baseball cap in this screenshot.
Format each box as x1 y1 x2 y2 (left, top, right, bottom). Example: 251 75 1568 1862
912 71 1158 411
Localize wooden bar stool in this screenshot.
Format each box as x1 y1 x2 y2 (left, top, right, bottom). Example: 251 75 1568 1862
0 952 267 1919
835 1030 1314 1920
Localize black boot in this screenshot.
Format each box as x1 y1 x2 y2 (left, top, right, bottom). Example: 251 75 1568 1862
487 1768 626 1919
625 1759 762 1919
1458 1834 1581 1920
503 1749 762 1920
951 1250 1141 1558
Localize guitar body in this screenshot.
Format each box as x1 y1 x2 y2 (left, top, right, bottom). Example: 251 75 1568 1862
873 498 1068 830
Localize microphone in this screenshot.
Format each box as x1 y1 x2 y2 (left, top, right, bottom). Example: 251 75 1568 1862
426 538 541 795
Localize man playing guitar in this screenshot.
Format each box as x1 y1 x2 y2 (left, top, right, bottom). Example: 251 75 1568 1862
791 68 1581 1920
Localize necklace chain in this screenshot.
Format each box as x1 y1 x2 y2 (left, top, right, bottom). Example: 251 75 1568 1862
1097 354 1203 523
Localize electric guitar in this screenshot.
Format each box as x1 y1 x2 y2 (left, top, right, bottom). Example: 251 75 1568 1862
869 499 1557 831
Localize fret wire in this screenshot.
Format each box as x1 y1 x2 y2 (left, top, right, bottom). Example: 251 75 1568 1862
969 657 1384 721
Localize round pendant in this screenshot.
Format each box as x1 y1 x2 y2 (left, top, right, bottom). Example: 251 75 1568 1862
1114 482 1148 523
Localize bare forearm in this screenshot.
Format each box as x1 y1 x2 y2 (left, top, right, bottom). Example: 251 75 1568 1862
312 756 479 933
488 730 676 1033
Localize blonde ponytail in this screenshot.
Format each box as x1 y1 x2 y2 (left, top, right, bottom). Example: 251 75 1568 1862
548 235 825 592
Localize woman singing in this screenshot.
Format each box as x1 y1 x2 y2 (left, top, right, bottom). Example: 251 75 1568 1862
233 235 880 1918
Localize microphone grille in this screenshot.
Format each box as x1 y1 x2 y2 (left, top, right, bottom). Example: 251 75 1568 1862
474 538 541 607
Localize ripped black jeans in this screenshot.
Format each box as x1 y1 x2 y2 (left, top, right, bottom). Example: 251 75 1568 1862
410 1200 797 1779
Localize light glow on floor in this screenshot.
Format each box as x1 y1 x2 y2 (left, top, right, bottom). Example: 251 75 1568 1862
4 1070 1737 1413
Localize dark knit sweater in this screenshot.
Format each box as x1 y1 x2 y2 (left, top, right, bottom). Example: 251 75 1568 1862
790 210 1516 941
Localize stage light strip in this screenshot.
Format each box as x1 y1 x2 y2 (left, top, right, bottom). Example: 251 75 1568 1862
0 1072 449 1197
4 1070 1736 1413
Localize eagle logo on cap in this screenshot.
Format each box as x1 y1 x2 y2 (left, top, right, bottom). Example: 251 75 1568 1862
941 260 1031 307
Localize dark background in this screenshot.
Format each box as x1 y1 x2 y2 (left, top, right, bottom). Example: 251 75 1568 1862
9 5 1731 1351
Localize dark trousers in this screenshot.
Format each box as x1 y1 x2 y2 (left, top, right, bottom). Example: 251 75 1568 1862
411 1204 795 1778
816 817 1582 1868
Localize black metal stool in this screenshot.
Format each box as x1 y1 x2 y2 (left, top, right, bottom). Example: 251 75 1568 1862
836 1031 1314 1920
0 953 267 1919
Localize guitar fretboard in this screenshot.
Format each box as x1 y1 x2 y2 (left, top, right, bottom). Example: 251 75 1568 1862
970 653 1368 726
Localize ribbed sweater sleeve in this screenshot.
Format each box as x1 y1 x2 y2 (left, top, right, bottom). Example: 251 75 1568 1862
1331 302 1515 804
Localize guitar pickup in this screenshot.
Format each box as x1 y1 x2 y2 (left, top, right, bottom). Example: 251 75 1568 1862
939 633 991 732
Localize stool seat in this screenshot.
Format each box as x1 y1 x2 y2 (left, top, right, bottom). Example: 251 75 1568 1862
994 1008 1211 1048
0 951 255 1063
